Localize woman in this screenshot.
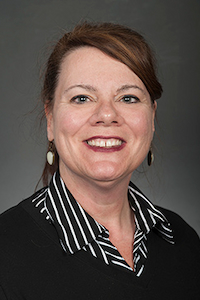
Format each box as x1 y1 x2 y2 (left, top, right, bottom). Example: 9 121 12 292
0 22 199 299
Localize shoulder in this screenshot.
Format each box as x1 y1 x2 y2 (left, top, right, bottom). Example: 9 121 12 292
0 189 60 295
0 188 49 245
156 205 200 246
0 187 46 221
0 188 59 267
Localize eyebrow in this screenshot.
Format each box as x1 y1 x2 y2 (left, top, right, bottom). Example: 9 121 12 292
64 84 145 95
64 84 97 94
116 84 145 94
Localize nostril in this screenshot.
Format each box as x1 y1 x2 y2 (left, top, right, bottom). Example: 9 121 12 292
96 121 105 124
96 120 117 123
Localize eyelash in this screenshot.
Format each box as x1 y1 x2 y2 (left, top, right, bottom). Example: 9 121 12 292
120 95 140 104
70 94 140 104
70 95 90 104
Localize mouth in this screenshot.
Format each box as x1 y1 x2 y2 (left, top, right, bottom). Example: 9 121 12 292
84 136 125 151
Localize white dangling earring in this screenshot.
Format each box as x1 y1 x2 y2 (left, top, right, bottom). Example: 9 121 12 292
47 141 55 165
147 147 154 166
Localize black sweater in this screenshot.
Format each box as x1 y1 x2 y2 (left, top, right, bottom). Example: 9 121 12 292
0 193 199 299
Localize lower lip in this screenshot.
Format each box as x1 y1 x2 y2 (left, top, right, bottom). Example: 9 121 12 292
84 142 126 152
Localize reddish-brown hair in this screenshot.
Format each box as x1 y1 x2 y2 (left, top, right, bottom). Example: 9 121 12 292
41 22 163 186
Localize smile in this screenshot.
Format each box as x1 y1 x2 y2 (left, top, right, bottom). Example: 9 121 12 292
86 138 124 148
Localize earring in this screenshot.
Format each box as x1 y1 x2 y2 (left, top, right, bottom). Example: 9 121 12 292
47 141 55 165
147 148 154 166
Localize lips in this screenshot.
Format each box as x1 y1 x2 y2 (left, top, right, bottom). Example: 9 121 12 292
85 136 125 151
87 138 123 148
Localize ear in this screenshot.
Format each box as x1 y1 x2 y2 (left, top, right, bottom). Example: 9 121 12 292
45 104 54 141
152 101 157 132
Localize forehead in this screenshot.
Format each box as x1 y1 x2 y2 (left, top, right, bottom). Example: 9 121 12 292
57 46 147 92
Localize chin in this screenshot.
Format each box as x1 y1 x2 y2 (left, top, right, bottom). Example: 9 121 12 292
87 168 127 184
86 159 134 182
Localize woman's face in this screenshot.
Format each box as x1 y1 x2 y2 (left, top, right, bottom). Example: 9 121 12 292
46 47 156 185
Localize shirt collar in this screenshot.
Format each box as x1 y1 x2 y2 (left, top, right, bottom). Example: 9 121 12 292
45 171 174 254
128 182 174 244
45 171 107 254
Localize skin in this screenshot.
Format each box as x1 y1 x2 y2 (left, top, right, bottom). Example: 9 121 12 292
46 46 157 268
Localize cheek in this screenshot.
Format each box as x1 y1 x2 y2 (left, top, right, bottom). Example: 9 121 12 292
53 108 85 139
129 111 153 138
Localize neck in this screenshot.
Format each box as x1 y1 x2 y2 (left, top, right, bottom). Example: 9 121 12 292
59 166 133 231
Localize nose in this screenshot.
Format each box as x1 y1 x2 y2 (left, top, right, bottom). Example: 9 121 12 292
89 100 124 126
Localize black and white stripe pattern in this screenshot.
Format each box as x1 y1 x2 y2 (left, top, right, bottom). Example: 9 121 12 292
31 187 49 219
128 182 174 275
32 171 174 277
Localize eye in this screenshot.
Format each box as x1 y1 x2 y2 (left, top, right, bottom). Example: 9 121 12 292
70 95 90 104
120 95 140 104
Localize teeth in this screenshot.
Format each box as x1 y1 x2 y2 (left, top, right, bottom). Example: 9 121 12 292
107 140 112 147
87 138 123 148
100 140 105 147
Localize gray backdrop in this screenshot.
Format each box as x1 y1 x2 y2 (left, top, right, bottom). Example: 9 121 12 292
1 0 200 235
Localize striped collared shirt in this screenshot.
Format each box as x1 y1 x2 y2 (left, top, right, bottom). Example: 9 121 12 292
32 171 174 277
